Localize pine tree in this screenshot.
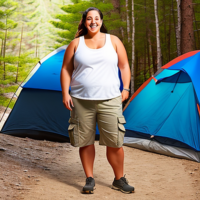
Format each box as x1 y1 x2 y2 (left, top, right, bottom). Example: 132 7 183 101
0 0 18 80
50 0 125 48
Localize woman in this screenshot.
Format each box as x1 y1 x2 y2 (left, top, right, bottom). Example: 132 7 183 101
60 7 134 194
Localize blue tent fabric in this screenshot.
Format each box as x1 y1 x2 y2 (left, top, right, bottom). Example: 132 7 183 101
167 52 200 104
23 50 65 91
156 71 192 84
22 48 123 92
3 42 199 158
154 69 179 80
1 45 123 141
1 87 101 141
124 54 200 152
2 89 70 140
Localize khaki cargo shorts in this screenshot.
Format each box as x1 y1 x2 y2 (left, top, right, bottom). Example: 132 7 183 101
68 95 126 148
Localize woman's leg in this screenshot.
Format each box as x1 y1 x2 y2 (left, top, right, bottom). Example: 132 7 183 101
106 146 124 180
79 144 95 178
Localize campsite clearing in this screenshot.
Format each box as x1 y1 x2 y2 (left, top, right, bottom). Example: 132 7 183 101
0 133 200 200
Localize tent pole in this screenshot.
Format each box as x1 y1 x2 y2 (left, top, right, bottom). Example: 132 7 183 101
171 72 181 93
0 94 15 123
0 87 19 126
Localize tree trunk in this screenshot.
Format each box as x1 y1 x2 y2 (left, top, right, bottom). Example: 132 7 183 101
130 0 135 95
152 42 157 74
168 2 172 61
0 39 3 57
3 17 8 80
0 39 3 67
193 5 199 50
177 0 181 56
35 33 37 58
135 50 139 82
111 0 120 12
147 27 156 74
120 27 124 40
145 0 151 77
147 38 151 76
144 40 147 81
111 0 122 39
126 0 131 43
181 0 195 54
144 0 147 80
163 1 167 47
154 0 162 69
16 25 23 83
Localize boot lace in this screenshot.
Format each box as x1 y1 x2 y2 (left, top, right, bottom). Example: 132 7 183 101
121 174 129 184
86 177 93 184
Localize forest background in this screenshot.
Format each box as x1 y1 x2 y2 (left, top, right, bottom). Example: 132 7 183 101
0 0 200 110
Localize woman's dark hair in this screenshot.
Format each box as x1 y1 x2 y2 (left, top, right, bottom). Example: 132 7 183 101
75 7 107 38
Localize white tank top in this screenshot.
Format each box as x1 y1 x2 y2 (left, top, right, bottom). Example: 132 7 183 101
70 34 121 100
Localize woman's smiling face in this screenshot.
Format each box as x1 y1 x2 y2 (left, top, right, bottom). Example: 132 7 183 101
84 10 102 33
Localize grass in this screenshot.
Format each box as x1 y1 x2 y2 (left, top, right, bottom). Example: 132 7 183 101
0 82 19 109
1 85 18 93
0 64 30 109
0 95 16 109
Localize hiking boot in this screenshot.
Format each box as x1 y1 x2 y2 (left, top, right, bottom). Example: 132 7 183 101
112 176 135 194
82 177 95 194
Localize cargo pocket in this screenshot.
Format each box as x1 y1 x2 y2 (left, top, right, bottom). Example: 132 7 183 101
68 118 79 147
117 117 126 147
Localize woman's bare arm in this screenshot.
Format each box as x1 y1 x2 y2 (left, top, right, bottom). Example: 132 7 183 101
60 38 78 110
111 35 131 102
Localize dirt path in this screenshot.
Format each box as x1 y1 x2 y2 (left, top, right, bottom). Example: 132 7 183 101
0 133 200 200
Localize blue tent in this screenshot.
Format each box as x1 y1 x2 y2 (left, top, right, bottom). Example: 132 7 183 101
123 51 200 162
1 46 70 142
1 45 123 142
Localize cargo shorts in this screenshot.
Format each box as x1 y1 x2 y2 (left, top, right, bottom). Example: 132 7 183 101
68 95 126 148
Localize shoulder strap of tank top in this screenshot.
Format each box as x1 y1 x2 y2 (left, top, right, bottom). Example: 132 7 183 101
106 33 114 49
79 35 84 45
75 36 84 53
106 34 112 46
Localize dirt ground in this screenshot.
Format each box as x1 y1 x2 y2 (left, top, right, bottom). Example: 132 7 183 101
0 105 200 200
0 133 200 200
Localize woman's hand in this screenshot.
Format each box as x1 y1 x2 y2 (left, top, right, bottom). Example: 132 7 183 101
121 90 129 102
63 94 74 111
